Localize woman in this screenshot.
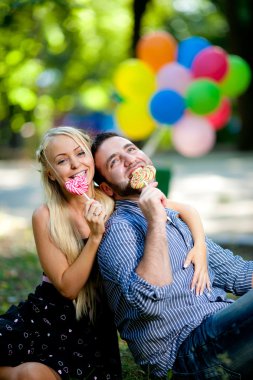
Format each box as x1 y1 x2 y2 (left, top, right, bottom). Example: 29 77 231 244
0 126 122 380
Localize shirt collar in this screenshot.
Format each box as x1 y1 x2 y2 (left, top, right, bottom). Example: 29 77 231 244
115 199 139 209
115 199 174 223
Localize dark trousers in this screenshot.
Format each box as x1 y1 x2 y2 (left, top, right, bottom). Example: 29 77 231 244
172 289 253 379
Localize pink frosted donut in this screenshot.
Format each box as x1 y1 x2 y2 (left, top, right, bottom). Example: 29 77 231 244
65 175 88 195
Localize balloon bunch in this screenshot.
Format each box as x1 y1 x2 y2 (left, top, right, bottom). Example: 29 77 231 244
113 32 251 157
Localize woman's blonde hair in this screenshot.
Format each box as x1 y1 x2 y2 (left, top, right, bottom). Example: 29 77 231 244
36 126 114 320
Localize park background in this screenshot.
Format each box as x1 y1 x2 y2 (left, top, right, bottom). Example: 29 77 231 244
0 1 253 379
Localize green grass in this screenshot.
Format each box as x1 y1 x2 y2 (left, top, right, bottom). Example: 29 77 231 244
0 251 41 314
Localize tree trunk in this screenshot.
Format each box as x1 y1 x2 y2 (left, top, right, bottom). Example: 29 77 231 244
132 0 151 54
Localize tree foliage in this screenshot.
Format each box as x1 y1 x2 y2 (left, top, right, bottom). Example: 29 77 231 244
0 0 132 150
210 0 253 149
0 0 252 153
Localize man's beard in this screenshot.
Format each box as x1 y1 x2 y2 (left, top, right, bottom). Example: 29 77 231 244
106 179 141 197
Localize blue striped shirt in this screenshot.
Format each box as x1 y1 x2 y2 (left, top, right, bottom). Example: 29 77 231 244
98 200 253 376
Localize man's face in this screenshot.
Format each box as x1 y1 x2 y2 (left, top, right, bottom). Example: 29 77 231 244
94 136 153 198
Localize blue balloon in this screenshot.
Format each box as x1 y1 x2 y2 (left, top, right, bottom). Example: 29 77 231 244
149 89 185 125
177 36 211 69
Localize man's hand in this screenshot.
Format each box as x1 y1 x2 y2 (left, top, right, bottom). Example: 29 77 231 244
139 182 167 224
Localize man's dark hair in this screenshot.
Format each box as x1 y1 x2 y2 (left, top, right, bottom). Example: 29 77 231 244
91 132 119 185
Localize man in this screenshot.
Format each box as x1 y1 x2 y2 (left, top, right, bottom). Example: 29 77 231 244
91 132 253 379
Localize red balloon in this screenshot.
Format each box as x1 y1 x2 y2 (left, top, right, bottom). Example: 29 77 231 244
207 97 231 130
192 46 229 82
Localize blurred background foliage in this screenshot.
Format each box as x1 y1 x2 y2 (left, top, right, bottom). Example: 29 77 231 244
0 0 252 157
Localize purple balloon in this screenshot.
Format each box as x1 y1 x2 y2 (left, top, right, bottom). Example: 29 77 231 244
157 62 192 94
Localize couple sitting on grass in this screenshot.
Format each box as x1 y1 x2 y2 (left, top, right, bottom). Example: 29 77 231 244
0 126 252 380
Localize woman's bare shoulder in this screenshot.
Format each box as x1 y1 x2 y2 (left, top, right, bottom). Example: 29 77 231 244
32 204 49 222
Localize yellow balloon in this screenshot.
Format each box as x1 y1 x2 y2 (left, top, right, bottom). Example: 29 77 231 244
114 59 156 101
115 101 156 140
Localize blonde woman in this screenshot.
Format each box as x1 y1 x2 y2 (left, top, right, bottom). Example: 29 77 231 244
0 126 122 380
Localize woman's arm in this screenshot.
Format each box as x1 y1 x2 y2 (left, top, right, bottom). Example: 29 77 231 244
165 199 210 295
32 201 105 300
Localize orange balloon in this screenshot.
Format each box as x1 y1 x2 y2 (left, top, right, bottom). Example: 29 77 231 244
136 31 177 72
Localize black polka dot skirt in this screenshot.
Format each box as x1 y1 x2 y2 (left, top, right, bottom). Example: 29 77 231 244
0 281 122 379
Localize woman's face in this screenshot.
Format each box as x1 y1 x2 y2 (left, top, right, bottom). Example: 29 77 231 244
45 134 94 188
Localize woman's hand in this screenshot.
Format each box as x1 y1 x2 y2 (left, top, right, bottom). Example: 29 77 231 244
184 244 211 296
84 200 106 237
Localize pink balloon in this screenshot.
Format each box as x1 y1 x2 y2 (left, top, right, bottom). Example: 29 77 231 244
172 114 216 157
192 46 229 82
157 62 192 94
207 98 231 130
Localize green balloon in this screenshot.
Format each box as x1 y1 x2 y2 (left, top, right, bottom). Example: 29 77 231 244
219 55 252 97
186 79 221 115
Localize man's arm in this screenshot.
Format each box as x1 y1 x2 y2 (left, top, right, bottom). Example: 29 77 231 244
207 237 253 295
136 184 173 286
98 218 172 317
